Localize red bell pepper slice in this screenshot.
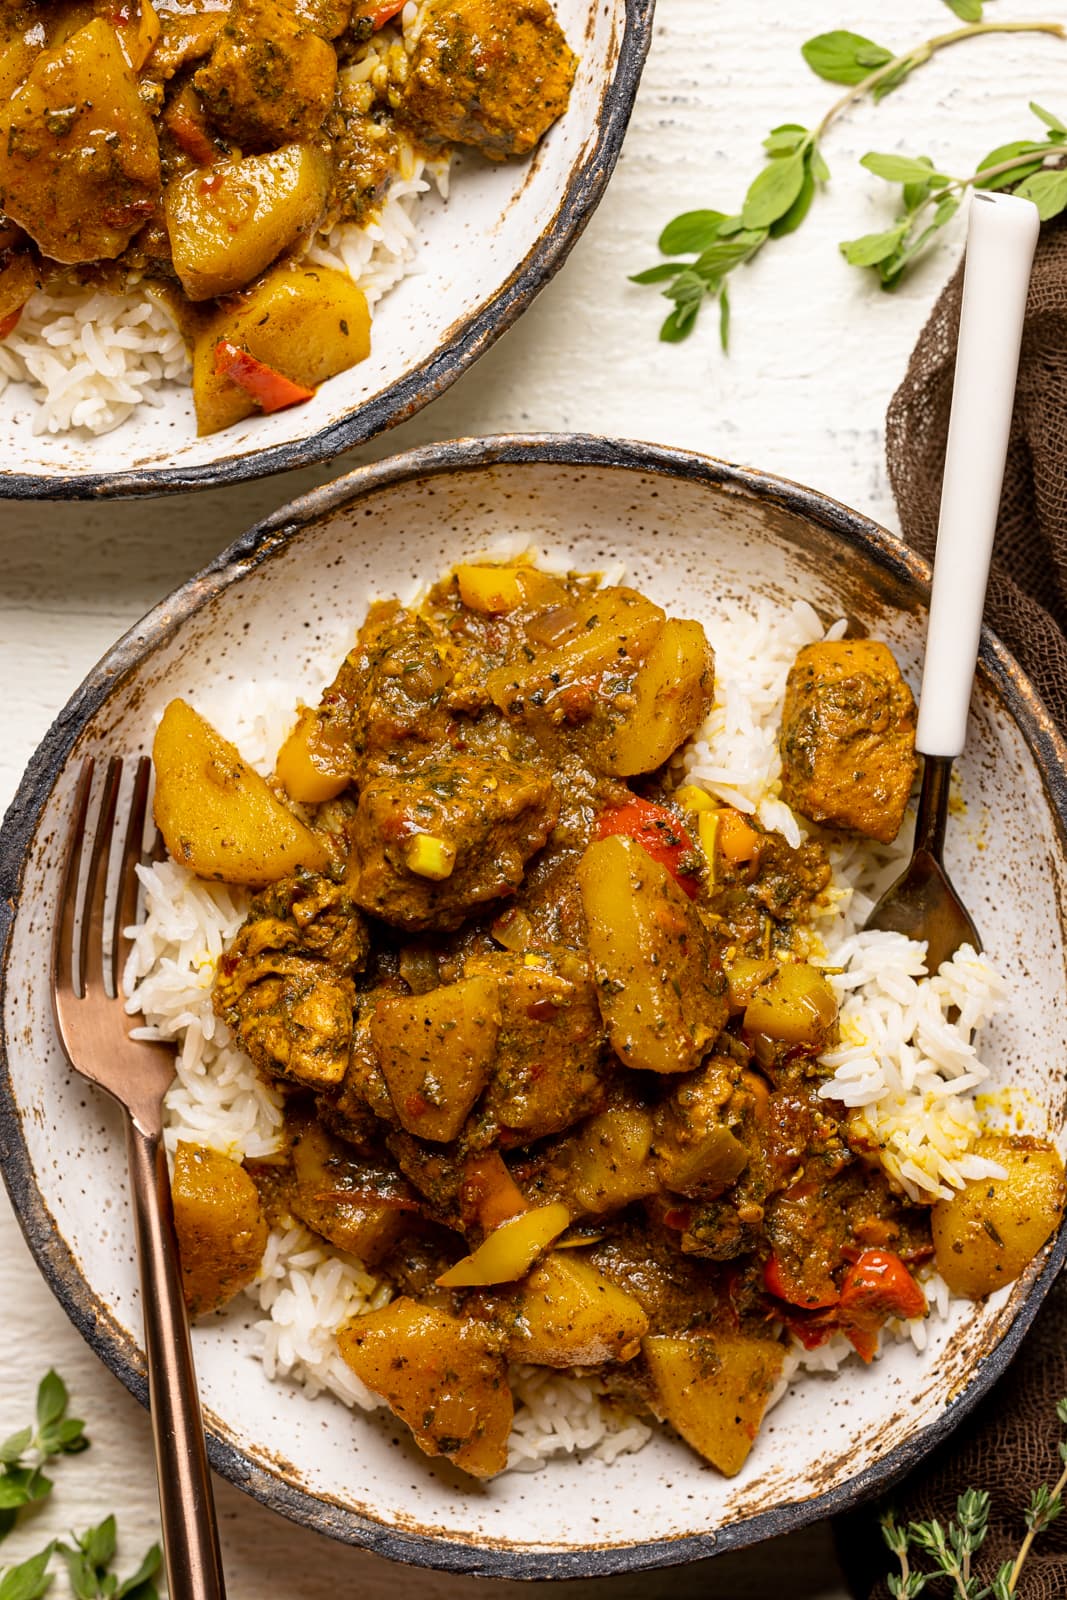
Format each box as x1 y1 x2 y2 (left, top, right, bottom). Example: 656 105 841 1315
837 1248 926 1364
597 796 700 898
213 340 315 414
356 0 406 27
763 1251 840 1310
0 305 23 340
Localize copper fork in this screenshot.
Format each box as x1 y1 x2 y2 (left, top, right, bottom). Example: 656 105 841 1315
51 755 227 1600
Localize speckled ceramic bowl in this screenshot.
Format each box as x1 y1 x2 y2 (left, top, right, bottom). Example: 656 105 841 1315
0 3 652 501
3 436 1067 1578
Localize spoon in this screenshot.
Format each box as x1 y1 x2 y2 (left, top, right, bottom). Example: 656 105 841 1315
865 190 1039 973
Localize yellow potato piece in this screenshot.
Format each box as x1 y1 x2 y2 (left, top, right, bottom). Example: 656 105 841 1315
0 19 161 263
337 1297 512 1478
603 618 715 776
507 1251 649 1367
437 1202 571 1287
485 587 664 711
562 1102 658 1215
743 961 838 1049
153 697 329 886
193 262 371 435
578 834 728 1073
932 1134 1066 1298
275 706 350 805
172 1142 267 1316
644 1333 785 1477
455 564 526 615
165 144 330 301
369 975 501 1142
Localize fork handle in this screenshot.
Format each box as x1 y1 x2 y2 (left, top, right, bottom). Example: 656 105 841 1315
915 189 1039 759
125 1117 228 1600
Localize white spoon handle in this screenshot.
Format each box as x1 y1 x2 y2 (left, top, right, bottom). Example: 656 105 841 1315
915 190 1039 759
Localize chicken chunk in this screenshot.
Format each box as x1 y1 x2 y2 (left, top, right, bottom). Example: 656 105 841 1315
464 948 609 1141
347 754 560 930
195 0 337 147
398 0 576 160
779 639 917 843
213 870 369 1088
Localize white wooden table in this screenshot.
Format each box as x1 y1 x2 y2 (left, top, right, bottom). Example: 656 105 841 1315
2 1 1061 1591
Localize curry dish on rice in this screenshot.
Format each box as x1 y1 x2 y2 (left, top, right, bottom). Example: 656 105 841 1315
150 559 1065 1478
0 0 575 432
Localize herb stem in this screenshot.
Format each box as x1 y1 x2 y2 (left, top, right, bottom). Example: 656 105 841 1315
1008 1460 1067 1591
814 20 1067 144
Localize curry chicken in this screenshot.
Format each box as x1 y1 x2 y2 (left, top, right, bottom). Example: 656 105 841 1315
155 560 1066 1479
0 0 576 431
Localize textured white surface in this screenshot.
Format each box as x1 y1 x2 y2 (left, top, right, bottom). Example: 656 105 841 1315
1 0 1064 1591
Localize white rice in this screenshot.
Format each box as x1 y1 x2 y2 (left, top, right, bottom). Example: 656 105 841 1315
124 589 1015 1469
0 4 446 436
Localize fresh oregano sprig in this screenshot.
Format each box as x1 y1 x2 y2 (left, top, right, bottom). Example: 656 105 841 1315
882 1396 1067 1597
632 9 1067 344
841 100 1067 285
0 1373 89 1543
57 1517 161 1600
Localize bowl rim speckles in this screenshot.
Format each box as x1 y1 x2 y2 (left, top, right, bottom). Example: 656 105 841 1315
0 4 654 503
3 434 1067 1578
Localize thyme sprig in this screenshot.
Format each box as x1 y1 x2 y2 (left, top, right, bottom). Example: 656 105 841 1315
881 1396 1067 1597
633 8 1067 344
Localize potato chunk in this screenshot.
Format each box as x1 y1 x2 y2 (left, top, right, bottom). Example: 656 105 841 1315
779 639 917 843
0 19 160 263
932 1134 1065 1298
506 1252 649 1367
192 262 371 435
369 976 501 1142
602 618 715 777
578 835 728 1074
558 1099 658 1215
153 697 329 886
165 144 329 301
337 1298 513 1477
485 587 665 717
644 1333 784 1477
742 961 838 1051
172 1142 268 1315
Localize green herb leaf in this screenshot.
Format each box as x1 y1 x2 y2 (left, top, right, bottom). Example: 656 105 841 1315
762 123 808 156
991 1563 1014 1600
943 0 982 22
114 1544 161 1600
860 152 951 185
659 306 698 343
0 1547 54 1600
34 1376 66 1436
0 1470 52 1512
718 284 730 352
810 147 831 184
974 140 1048 190
658 210 726 255
769 157 815 237
840 226 908 266
1030 100 1065 132
715 214 746 238
57 1548 96 1600
0 1436 31 1470
802 30 894 86
1014 165 1067 220
629 263 686 285
694 228 767 276
741 150 807 228
82 1519 116 1573
1057 1397 1067 1427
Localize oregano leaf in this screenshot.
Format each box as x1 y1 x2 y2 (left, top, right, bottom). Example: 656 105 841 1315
741 149 807 228
802 30 894 86
658 210 725 255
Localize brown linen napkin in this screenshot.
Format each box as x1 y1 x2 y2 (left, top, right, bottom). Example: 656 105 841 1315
835 214 1067 1597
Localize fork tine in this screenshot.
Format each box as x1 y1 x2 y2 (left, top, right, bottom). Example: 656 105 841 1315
78 757 121 998
114 757 152 1000
53 759 95 999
